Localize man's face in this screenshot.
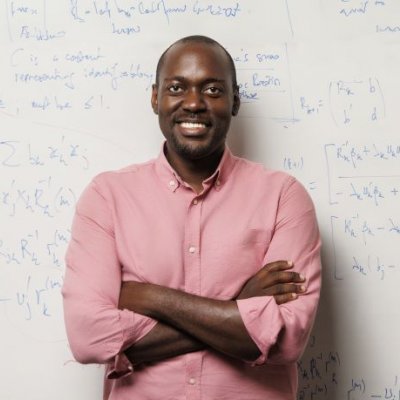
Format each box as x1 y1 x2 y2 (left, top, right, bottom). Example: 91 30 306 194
152 42 240 161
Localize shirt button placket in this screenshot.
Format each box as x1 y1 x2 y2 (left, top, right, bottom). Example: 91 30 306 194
185 356 201 400
184 196 202 400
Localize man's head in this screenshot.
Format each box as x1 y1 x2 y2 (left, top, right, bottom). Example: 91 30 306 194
155 36 238 90
152 36 240 162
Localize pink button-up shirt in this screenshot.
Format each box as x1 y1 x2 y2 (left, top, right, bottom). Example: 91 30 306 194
62 146 321 400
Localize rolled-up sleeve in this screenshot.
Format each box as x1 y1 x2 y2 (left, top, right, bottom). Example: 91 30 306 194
237 177 321 365
62 177 157 370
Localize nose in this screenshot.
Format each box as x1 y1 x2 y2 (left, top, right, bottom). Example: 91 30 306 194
182 88 206 113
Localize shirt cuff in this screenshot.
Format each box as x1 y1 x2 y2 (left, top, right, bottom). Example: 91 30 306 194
236 296 284 365
107 352 133 379
107 309 157 379
119 308 157 348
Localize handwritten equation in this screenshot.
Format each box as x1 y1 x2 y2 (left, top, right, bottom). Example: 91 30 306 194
329 78 385 127
0 136 89 169
0 137 88 218
5 0 241 42
298 339 341 400
329 214 399 280
4 45 154 118
0 264 66 340
324 142 400 206
323 0 400 36
0 228 70 268
233 44 296 121
347 376 400 400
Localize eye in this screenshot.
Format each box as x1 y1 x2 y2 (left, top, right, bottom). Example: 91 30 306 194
168 84 183 94
204 86 223 96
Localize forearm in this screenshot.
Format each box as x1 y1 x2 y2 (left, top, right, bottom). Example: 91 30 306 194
124 322 205 365
120 283 261 361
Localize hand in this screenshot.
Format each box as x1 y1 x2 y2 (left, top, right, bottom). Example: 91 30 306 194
236 260 306 304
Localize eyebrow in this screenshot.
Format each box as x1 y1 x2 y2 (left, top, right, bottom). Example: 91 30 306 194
164 76 227 85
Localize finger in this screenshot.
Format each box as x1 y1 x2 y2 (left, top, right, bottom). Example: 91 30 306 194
274 292 299 305
273 284 307 304
260 260 294 275
267 283 306 296
251 261 291 281
263 260 294 273
266 271 306 286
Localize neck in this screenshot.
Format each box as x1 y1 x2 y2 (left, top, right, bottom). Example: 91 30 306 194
165 146 224 194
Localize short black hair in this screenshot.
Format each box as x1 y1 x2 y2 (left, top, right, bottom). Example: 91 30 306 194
155 35 238 89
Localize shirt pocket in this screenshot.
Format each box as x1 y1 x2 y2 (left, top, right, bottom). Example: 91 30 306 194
203 228 272 299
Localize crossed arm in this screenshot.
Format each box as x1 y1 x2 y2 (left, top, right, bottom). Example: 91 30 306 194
63 177 321 369
119 260 306 365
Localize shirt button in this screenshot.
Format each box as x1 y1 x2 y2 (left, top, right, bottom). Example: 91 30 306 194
188 246 196 254
193 199 198 205
169 180 176 187
189 378 196 385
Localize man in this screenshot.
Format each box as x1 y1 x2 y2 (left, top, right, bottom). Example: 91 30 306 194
62 36 321 399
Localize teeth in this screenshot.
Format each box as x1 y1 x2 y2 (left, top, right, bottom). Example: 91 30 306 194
180 122 206 129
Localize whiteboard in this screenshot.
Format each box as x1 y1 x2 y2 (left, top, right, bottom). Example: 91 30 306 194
1 1 400 399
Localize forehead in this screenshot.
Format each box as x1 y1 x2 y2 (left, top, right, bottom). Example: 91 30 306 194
158 42 233 84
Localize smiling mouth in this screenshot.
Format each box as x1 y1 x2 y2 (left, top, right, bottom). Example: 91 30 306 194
177 120 210 136
180 122 207 129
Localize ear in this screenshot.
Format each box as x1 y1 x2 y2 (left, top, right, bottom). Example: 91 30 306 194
232 88 240 116
151 84 158 115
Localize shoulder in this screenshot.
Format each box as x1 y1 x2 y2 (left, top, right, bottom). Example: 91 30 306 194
233 155 297 190
91 158 156 190
77 158 157 205
232 155 314 210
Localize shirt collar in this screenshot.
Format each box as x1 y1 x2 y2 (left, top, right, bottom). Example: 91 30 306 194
154 142 237 193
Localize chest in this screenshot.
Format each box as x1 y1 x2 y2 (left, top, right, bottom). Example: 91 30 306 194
113 184 276 299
